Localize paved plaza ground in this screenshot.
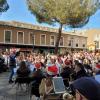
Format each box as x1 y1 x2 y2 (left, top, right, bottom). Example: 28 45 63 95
0 72 31 100
0 72 63 100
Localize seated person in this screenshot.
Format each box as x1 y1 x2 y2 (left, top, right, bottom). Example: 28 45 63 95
60 60 72 87
39 65 59 99
70 77 100 100
15 61 31 84
72 63 88 80
31 69 45 99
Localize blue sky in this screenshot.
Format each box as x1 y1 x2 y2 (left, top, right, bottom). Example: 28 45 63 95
0 0 100 31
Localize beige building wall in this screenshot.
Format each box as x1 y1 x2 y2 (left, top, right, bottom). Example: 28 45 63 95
0 21 87 53
86 29 100 50
0 27 4 42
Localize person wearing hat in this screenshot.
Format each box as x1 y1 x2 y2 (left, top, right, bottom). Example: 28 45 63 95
61 59 72 87
46 64 58 76
71 77 100 100
46 57 59 76
39 62 58 100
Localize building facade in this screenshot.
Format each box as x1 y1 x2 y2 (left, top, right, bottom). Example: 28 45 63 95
85 29 100 51
0 21 87 53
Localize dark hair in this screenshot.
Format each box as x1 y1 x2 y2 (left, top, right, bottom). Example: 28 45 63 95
33 69 45 78
19 61 28 72
76 63 84 70
98 60 100 63
74 60 79 65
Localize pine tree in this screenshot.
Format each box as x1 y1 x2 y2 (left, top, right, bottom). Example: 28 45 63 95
27 0 100 54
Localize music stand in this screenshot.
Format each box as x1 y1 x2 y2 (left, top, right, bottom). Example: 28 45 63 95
52 77 66 94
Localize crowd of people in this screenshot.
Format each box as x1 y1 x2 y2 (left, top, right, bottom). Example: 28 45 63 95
0 49 100 100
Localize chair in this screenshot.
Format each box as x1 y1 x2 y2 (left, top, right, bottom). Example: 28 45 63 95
15 76 31 95
52 77 66 94
40 77 66 100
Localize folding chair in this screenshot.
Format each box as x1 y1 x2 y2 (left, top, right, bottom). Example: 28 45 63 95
42 77 66 100
15 77 31 95
52 77 66 94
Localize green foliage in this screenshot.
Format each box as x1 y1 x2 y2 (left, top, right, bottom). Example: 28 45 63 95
27 0 100 54
0 0 9 13
27 0 100 28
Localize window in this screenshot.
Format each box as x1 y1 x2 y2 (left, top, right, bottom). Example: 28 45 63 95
67 37 74 47
83 44 85 47
59 37 64 46
50 35 55 46
5 30 12 43
40 34 46 45
96 41 99 48
30 33 35 45
68 40 71 46
76 43 78 47
17 32 24 44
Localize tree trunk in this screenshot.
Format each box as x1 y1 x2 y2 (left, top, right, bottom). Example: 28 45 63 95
54 24 63 54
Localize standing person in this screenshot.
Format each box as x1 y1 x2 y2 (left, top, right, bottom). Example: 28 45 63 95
9 51 16 83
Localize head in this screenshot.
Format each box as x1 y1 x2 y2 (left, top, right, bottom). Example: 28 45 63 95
75 63 84 73
64 59 71 68
83 58 89 65
32 69 42 77
71 77 100 100
35 62 41 69
10 50 16 55
19 61 27 70
50 58 56 64
63 92 73 100
57 57 63 64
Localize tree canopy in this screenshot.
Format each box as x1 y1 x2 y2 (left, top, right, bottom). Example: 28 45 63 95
0 0 9 13
27 0 100 28
27 0 100 53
